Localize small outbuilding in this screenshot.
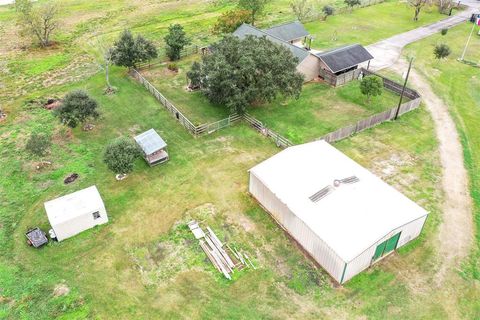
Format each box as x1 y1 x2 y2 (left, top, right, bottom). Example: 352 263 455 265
44 186 108 242
249 141 428 284
134 129 169 166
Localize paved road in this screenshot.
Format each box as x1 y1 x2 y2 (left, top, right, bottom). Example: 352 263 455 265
367 2 480 70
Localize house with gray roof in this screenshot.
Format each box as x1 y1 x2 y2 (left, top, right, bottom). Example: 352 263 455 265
232 22 374 84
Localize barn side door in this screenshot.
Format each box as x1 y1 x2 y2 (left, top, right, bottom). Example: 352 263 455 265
372 232 402 262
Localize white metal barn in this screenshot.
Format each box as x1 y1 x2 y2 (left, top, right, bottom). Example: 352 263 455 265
249 141 428 284
44 186 108 241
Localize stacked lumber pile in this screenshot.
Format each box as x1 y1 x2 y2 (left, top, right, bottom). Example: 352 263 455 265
188 220 256 280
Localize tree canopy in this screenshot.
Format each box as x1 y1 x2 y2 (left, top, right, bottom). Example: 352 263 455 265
103 137 140 174
15 0 59 47
164 24 190 61
213 9 252 34
187 35 304 113
55 90 100 128
111 30 158 68
360 76 383 103
238 0 270 26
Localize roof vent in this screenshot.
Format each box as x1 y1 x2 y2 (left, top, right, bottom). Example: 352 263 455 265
309 185 333 203
334 176 359 186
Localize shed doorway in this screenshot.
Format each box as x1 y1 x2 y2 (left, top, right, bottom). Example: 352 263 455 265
372 232 401 261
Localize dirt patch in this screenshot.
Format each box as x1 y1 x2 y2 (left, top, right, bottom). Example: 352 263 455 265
373 153 415 179
53 283 70 297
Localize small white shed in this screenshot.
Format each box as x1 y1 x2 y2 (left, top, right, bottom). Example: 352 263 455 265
249 141 428 284
44 186 108 241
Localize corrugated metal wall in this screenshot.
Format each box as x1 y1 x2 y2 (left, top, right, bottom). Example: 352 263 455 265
249 173 346 282
342 215 427 282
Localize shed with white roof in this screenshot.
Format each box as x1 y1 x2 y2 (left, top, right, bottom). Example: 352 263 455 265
44 186 108 241
248 141 428 284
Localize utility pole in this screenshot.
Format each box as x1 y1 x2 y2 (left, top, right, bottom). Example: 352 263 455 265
460 20 476 61
394 57 414 120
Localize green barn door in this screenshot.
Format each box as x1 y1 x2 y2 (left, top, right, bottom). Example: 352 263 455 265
384 232 401 254
372 232 401 261
373 240 387 261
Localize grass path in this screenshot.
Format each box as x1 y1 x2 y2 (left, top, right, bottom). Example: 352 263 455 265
390 58 473 318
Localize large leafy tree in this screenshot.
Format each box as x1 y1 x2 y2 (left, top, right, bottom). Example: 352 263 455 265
111 30 158 69
238 0 270 26
55 90 100 128
164 24 190 61
103 137 139 174
187 35 304 113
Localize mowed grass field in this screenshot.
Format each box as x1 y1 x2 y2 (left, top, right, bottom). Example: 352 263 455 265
0 0 469 318
1 66 446 319
401 22 480 317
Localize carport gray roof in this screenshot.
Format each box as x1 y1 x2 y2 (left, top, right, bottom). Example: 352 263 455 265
233 24 310 63
315 44 374 73
263 21 310 42
134 129 167 155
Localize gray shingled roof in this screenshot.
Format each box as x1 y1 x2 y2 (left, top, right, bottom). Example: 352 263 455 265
315 44 374 73
263 21 310 42
233 24 310 63
134 129 167 155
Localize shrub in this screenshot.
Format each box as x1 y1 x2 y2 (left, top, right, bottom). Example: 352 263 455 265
25 133 51 157
434 44 451 59
360 76 383 103
55 90 99 129
167 63 178 72
103 137 140 174
441 28 448 36
322 5 335 19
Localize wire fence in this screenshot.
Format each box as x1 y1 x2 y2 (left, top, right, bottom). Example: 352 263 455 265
135 45 200 70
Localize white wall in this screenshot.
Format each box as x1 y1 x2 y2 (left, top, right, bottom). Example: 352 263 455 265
342 215 427 283
53 206 108 241
249 173 346 282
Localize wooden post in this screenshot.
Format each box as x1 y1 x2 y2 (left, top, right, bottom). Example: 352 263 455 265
394 57 414 120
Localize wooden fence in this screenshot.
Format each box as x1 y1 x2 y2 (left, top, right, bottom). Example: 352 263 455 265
135 45 199 70
320 70 422 143
243 113 294 148
130 69 241 137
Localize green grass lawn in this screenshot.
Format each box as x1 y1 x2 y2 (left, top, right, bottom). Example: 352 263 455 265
143 55 402 140
305 1 445 49
249 80 403 143
401 21 480 318
141 55 230 125
0 65 446 318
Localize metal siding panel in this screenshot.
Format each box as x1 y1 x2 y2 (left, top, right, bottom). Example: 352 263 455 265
343 216 427 282
249 173 346 282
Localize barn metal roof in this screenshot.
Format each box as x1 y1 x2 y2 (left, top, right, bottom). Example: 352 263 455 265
233 24 310 63
263 21 310 42
315 44 374 73
249 141 428 262
134 129 167 155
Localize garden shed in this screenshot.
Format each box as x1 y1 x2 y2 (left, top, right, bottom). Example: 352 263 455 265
315 44 373 86
134 128 169 166
44 186 108 242
249 141 428 284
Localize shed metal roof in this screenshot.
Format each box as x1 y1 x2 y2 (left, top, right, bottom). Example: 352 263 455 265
249 141 427 262
263 21 310 42
315 44 374 73
45 186 105 226
233 24 310 63
134 129 167 155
